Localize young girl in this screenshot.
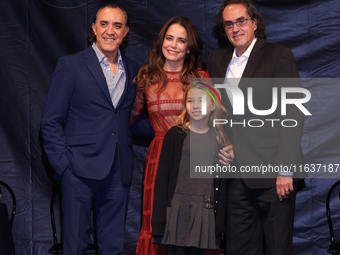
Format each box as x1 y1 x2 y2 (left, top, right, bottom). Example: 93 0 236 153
151 80 232 255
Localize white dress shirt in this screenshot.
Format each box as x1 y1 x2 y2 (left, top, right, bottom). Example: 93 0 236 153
224 38 257 105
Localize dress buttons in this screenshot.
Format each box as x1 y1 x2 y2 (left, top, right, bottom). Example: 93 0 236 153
112 132 116 135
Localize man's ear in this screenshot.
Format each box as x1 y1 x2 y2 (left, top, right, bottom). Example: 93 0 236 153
124 26 130 38
92 23 96 35
253 18 258 32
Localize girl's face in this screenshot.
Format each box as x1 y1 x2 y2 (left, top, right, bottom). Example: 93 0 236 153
186 88 216 123
162 24 189 71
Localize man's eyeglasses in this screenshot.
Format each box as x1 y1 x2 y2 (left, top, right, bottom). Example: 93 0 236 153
224 17 252 30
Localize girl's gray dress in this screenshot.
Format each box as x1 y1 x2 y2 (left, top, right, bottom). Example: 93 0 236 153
161 129 218 249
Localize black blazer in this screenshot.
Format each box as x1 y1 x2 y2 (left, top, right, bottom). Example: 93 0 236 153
207 39 306 189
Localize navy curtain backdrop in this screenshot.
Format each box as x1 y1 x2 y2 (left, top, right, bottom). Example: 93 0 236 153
0 0 340 254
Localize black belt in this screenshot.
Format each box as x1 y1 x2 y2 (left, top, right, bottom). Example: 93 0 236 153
203 195 215 209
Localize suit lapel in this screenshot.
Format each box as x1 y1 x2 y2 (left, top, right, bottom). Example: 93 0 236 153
219 49 233 77
242 39 265 78
116 55 132 108
84 47 113 107
238 39 266 93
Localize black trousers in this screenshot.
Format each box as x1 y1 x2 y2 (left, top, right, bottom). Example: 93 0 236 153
226 179 297 255
166 245 205 255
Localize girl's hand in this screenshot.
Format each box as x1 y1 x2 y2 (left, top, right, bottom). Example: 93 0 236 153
218 145 234 166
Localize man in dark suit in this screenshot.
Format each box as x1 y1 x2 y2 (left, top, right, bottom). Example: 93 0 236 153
41 4 139 255
207 0 306 254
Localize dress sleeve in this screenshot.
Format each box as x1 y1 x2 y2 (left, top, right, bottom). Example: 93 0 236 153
200 70 211 78
198 70 214 87
130 86 146 126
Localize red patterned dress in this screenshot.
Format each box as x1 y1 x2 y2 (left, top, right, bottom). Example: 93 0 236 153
131 70 211 255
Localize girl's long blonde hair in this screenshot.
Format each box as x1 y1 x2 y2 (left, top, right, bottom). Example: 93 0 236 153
176 79 228 146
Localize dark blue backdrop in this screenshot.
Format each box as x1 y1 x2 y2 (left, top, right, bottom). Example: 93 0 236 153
0 0 339 254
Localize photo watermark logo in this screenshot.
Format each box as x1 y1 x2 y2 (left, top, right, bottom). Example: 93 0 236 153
201 78 312 128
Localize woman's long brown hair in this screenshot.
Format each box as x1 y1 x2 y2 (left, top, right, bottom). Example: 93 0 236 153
135 16 204 92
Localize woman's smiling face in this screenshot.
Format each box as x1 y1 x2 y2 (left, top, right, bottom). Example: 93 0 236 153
162 24 189 71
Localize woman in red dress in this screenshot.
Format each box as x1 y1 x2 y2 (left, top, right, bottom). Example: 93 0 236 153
130 16 229 255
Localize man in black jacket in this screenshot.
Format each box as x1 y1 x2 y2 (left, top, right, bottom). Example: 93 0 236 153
207 0 307 254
